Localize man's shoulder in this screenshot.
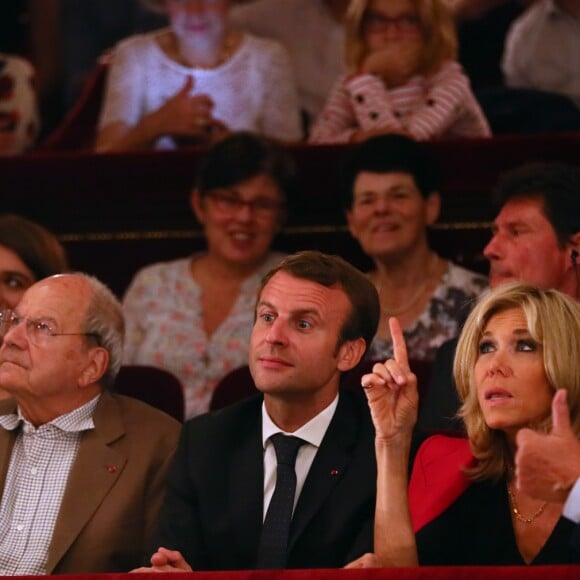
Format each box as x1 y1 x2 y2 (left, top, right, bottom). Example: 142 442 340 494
98 392 181 438
184 394 263 437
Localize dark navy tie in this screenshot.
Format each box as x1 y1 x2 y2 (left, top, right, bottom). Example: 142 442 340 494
256 433 305 569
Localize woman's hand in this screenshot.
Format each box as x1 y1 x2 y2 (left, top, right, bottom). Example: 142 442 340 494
344 552 383 568
361 39 423 87
361 317 418 443
144 76 222 142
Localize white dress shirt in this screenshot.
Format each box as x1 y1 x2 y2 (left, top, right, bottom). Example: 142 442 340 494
261 394 339 519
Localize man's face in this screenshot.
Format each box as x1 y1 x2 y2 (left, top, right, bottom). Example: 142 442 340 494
0 276 97 412
483 197 571 290
249 272 360 404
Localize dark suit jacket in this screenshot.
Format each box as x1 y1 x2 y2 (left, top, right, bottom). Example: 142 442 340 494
0 391 180 574
155 388 376 570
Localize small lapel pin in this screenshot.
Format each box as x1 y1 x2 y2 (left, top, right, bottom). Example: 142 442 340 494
330 469 339 476
106 465 117 474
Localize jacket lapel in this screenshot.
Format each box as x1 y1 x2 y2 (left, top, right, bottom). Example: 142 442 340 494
229 403 264 566
288 392 358 550
46 391 126 573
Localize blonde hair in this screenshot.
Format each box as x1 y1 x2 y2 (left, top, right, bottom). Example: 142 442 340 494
345 0 458 73
454 283 580 481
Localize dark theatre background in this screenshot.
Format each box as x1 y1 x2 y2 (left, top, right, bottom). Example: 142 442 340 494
3 132 580 298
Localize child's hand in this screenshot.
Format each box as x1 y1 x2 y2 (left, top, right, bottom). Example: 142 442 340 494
361 39 423 87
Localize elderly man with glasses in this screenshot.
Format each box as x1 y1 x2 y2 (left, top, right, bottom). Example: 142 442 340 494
0 273 180 575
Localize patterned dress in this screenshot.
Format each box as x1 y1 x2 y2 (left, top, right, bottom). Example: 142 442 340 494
122 253 284 419
367 261 488 362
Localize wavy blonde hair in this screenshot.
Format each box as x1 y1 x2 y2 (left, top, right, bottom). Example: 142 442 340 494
345 0 457 73
454 283 580 482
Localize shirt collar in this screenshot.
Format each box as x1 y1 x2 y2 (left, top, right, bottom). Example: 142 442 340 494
261 393 339 449
0 394 101 433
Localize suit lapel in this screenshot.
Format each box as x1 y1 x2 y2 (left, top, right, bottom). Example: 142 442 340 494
288 392 358 550
46 392 126 573
229 401 265 565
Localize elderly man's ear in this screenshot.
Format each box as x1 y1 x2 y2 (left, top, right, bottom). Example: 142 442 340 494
78 348 109 388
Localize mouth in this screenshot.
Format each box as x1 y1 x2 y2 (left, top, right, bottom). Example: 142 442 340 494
373 223 398 234
258 356 292 369
0 359 26 371
488 266 512 280
229 231 254 241
484 388 513 401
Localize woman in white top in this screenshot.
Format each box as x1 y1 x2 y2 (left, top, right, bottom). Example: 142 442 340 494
95 0 302 151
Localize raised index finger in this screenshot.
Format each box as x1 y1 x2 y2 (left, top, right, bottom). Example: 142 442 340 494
389 316 409 370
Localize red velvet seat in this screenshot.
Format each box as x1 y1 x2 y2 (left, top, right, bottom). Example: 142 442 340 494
114 364 185 422
209 365 257 411
39 63 108 151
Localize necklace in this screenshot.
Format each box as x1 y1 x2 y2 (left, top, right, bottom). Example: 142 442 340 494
377 254 440 317
170 31 238 70
507 485 547 524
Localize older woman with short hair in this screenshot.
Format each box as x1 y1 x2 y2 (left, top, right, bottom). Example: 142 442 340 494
310 0 490 143
354 283 580 566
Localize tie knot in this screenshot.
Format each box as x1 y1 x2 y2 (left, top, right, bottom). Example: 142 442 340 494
270 433 304 467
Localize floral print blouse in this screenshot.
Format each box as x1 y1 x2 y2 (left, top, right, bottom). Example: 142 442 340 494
122 253 284 419
367 261 488 363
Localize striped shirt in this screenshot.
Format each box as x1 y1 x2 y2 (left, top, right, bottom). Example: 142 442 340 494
0 396 100 575
309 60 491 143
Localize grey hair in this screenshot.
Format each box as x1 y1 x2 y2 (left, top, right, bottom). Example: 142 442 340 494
78 274 125 389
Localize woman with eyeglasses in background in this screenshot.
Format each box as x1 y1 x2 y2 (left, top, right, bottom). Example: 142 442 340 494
122 132 293 419
309 0 491 144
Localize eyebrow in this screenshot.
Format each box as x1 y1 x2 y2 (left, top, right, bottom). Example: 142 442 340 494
1 270 34 281
14 310 59 326
480 328 531 337
257 301 321 319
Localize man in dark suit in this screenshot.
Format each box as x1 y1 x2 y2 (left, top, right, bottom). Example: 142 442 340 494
0 273 180 574
138 250 381 571
418 162 580 435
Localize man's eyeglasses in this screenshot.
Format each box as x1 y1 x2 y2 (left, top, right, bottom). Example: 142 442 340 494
362 11 421 33
0 310 101 347
206 191 284 217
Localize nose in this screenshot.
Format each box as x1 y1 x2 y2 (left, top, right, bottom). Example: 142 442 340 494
264 318 287 347
486 351 512 378
483 231 502 261
184 0 206 15
233 202 254 221
1 317 28 349
373 194 392 214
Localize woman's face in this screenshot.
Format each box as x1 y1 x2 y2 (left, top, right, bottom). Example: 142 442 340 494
0 244 35 309
192 172 284 269
346 171 438 261
362 0 423 50
474 307 553 440
167 0 229 47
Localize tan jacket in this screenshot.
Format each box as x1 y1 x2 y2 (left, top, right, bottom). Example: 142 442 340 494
0 390 181 573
